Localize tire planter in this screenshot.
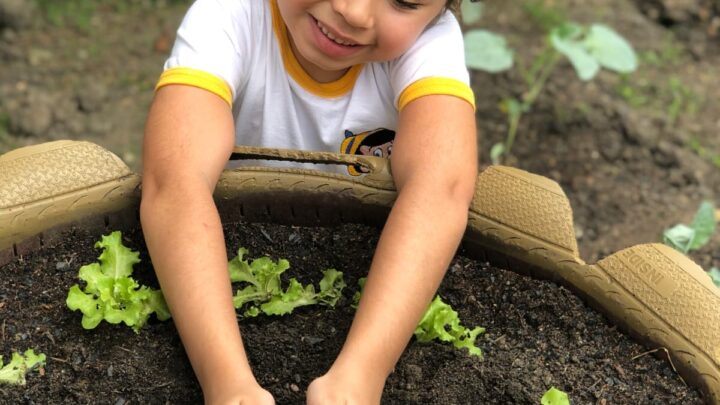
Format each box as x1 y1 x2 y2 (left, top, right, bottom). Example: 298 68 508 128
1 140 718 404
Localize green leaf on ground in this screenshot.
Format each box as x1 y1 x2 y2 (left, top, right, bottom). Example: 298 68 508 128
551 22 637 80
663 200 716 253
583 24 637 74
0 349 46 386
551 23 599 80
464 29 514 73
541 387 570 405
663 223 696 253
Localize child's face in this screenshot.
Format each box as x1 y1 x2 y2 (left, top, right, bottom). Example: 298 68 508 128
277 0 446 82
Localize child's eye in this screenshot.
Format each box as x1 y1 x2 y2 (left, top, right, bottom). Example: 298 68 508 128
393 0 421 10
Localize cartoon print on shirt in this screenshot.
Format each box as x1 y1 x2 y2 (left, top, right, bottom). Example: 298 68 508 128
341 128 396 176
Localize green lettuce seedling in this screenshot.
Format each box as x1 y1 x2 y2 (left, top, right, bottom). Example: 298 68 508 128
541 387 570 405
353 278 484 357
228 248 345 317
351 277 367 309
66 231 171 333
415 296 485 357
0 349 46 386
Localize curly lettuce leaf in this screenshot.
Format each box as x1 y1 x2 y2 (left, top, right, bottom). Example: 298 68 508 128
353 279 485 357
0 349 46 386
318 269 346 306
66 231 171 333
228 249 345 317
414 296 485 357
261 279 319 315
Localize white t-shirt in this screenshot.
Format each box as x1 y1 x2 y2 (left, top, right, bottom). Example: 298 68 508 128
157 0 474 175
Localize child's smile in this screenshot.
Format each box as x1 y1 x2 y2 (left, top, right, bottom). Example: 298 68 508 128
276 0 445 83
310 15 368 58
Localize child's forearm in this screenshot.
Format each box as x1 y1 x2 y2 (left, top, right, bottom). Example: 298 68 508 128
140 86 262 402
320 95 478 398
141 185 258 398
334 178 473 386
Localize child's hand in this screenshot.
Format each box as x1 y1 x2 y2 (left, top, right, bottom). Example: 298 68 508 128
306 371 383 405
208 385 275 405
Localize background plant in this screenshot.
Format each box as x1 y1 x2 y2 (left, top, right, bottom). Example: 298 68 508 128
662 200 716 254
662 200 719 287
461 1 638 163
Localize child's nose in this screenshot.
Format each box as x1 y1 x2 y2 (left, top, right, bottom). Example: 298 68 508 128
331 0 375 29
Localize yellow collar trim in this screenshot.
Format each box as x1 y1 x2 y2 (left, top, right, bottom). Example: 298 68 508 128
270 0 363 98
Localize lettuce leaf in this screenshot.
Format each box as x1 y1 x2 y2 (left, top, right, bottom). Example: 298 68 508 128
353 278 485 357
66 231 171 333
228 248 345 317
0 349 46 386
541 387 570 405
414 296 485 357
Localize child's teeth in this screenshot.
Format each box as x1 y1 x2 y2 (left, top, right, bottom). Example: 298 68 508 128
316 20 355 46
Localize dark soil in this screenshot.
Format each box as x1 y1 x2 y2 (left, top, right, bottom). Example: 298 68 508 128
0 223 703 404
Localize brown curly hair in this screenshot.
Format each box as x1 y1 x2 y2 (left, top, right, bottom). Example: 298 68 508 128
445 0 462 12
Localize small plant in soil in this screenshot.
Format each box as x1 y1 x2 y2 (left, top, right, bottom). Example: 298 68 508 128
541 387 570 405
354 278 485 357
65 231 171 333
228 247 346 317
662 200 719 287
461 1 638 163
662 200 716 254
415 295 485 357
0 349 46 386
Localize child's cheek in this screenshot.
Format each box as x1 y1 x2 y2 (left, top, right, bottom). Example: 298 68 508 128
376 28 417 60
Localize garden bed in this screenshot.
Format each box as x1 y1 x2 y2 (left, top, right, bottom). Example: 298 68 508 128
0 222 701 404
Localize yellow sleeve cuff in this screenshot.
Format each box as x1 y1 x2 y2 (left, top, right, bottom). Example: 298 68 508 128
398 77 475 111
155 67 233 107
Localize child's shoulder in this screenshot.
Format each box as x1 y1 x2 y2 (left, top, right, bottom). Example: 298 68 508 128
423 10 463 41
393 10 464 65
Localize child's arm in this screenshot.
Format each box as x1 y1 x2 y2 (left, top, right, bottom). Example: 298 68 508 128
308 94 477 404
141 85 274 404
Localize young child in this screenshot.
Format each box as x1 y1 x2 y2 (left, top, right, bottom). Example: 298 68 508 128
140 0 477 403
